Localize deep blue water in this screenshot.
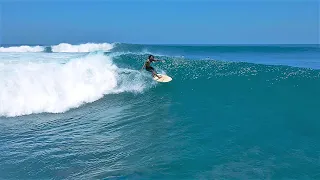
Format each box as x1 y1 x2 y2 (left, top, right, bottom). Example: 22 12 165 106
0 43 320 179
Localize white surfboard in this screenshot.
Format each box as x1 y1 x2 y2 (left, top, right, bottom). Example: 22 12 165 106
153 74 172 82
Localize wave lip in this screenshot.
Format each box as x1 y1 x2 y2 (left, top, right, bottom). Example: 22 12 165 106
0 45 44 53
51 43 114 53
0 53 147 117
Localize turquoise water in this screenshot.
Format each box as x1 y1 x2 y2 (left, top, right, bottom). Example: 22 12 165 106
1 43 320 179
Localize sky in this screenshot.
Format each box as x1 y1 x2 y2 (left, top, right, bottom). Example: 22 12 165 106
1 0 319 45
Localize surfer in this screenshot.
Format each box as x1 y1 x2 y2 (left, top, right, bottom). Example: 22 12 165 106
141 55 163 78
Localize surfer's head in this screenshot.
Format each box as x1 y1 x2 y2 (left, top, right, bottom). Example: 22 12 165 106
148 55 154 60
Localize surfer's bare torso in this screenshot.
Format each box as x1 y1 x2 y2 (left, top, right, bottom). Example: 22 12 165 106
141 55 162 78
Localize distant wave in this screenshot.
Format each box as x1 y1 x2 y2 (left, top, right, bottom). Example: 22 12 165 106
2 43 318 54
0 43 114 53
0 45 44 52
51 43 114 52
0 53 148 117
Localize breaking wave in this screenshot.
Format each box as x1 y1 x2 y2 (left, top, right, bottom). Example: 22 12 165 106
0 53 148 117
0 43 114 53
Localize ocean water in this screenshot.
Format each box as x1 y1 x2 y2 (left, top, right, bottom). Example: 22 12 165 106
0 43 320 179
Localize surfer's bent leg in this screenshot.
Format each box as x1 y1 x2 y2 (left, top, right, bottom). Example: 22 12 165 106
147 66 161 78
152 69 161 78
152 70 160 78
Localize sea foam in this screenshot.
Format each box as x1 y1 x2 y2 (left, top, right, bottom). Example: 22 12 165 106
0 53 147 117
0 45 44 52
0 43 114 53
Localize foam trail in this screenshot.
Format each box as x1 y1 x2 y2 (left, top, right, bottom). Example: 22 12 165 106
0 53 147 117
51 43 114 52
0 45 44 52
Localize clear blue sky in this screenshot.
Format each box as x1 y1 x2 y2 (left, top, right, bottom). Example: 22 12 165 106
1 1 319 45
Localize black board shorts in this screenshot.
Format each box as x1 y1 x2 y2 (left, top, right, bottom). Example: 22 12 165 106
146 66 154 72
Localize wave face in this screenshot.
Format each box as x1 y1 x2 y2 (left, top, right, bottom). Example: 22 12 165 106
0 43 319 117
111 44 320 69
110 43 320 55
0 53 147 117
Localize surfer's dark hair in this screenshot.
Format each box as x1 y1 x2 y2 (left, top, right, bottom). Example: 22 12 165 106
148 55 153 59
